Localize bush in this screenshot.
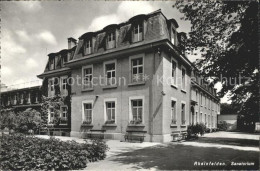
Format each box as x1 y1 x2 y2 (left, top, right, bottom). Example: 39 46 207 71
217 121 228 131
0 134 109 170
187 123 207 139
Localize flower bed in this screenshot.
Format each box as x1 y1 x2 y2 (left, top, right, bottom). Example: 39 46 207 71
0 134 109 170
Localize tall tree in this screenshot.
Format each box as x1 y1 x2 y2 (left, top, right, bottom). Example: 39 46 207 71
173 1 259 130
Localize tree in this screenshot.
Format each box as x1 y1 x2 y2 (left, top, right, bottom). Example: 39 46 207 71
16 108 42 133
173 1 259 131
220 103 239 115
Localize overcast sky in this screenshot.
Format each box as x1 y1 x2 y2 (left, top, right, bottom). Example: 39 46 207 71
0 1 229 102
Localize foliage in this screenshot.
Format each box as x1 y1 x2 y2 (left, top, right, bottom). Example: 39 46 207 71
220 103 239 115
0 108 16 130
16 108 42 133
187 123 207 139
0 134 109 170
218 121 228 131
41 95 71 127
173 1 259 130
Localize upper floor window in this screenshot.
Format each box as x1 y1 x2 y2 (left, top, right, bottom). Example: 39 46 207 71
107 32 116 49
181 67 186 91
62 78 67 90
171 29 176 45
105 62 116 86
85 39 92 55
49 58 54 70
63 55 68 65
82 66 93 89
131 57 143 83
171 58 177 86
133 23 143 42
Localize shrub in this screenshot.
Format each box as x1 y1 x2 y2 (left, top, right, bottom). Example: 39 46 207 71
0 134 109 170
217 121 228 131
187 123 207 139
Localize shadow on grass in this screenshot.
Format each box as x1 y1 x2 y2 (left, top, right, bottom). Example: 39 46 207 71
195 137 259 147
110 143 259 170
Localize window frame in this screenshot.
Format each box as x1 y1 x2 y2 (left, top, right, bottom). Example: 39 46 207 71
171 57 178 87
103 60 117 86
85 39 92 55
107 32 116 49
171 97 177 125
104 98 117 124
82 65 93 90
181 66 186 91
133 23 144 42
82 100 94 124
181 101 186 125
129 54 144 83
129 96 145 124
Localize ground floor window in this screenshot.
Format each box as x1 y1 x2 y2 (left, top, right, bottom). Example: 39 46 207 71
200 112 202 122
61 106 68 125
105 101 115 123
171 100 177 124
83 103 92 124
131 99 143 123
49 108 54 124
181 103 186 125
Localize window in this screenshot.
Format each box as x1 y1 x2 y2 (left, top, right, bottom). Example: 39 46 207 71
106 101 115 122
208 115 211 126
49 108 54 123
200 94 203 106
35 92 38 103
171 100 177 124
62 107 68 118
50 79 54 91
208 99 211 108
83 103 92 123
200 112 202 122
49 58 54 70
14 94 17 105
196 91 199 102
133 23 143 42
107 32 115 49
171 59 177 86
205 114 207 125
204 96 207 107
181 103 186 125
62 78 67 90
85 39 92 54
181 68 186 90
171 29 176 45
131 57 143 82
63 55 68 65
131 99 143 122
105 62 116 85
20 93 24 104
195 111 198 123
82 66 93 89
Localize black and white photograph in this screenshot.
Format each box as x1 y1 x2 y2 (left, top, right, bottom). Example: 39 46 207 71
0 0 259 170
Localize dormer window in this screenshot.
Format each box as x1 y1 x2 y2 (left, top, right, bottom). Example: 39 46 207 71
49 58 54 70
133 23 143 42
171 29 176 45
107 32 115 49
85 39 92 55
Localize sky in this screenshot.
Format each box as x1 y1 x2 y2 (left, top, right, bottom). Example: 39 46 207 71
0 1 229 103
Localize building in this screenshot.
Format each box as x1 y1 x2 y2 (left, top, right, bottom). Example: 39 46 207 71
1 85 42 113
37 38 77 136
39 9 220 142
218 114 238 131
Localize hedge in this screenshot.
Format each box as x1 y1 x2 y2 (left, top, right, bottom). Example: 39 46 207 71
0 134 109 170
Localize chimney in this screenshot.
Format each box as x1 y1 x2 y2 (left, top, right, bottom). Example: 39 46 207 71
68 37 77 49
